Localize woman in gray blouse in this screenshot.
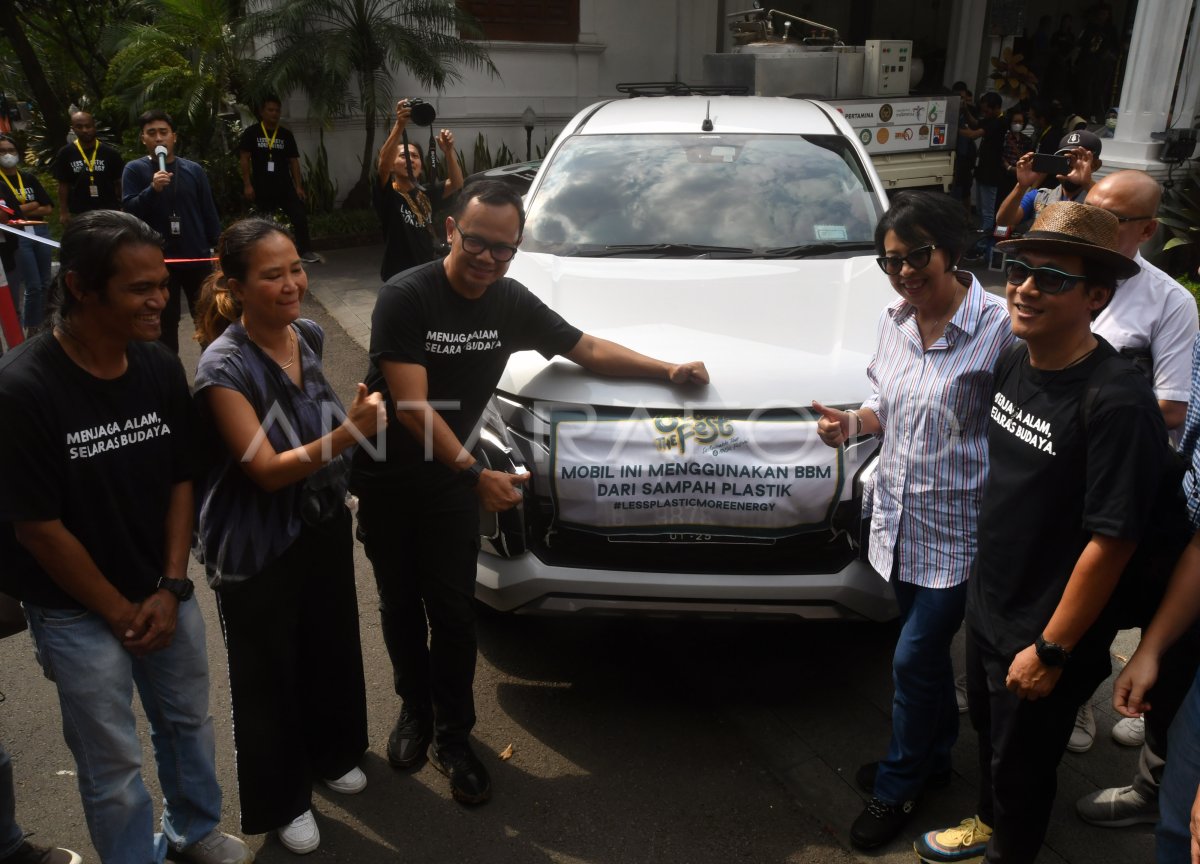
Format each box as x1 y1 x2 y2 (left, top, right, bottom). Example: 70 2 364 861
193 219 384 855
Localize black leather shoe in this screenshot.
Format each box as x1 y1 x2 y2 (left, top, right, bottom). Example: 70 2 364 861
386 705 432 769
855 761 952 794
429 743 492 805
850 796 916 849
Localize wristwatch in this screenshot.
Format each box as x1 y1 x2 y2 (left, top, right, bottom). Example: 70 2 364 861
460 461 486 488
157 576 194 602
1035 634 1070 667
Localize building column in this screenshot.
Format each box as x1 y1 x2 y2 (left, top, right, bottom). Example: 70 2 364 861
943 0 988 91
1103 0 1196 175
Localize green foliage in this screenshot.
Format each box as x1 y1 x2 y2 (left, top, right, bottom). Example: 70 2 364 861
308 207 380 240
302 130 338 215
105 0 254 155
1146 169 1200 280
469 133 523 174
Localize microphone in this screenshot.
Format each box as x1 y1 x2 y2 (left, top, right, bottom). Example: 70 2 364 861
155 145 168 173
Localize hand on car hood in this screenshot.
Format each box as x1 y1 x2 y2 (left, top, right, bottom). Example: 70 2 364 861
500 254 896 408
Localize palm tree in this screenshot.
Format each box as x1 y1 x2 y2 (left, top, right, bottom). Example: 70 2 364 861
250 0 496 208
104 0 254 154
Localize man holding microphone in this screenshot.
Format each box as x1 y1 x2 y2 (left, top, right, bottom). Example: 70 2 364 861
122 109 220 353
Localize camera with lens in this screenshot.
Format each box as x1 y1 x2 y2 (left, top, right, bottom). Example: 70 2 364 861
405 98 437 127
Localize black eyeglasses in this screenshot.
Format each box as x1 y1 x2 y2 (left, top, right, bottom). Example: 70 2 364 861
450 219 519 262
876 244 937 275
1004 260 1087 295
1113 214 1155 223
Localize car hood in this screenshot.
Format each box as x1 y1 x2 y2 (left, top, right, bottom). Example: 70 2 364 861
499 253 897 409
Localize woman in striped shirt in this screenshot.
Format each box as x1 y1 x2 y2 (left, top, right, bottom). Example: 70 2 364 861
813 191 1014 849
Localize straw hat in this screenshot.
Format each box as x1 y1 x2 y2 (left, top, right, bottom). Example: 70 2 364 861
996 201 1140 279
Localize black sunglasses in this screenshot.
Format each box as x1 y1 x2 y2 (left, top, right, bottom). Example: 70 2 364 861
1004 260 1087 295
1113 214 1155 224
876 244 937 275
450 219 519 262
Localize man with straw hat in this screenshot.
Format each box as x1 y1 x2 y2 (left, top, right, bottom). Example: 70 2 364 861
915 201 1176 863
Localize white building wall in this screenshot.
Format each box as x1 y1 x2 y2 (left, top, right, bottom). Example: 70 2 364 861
285 0 719 202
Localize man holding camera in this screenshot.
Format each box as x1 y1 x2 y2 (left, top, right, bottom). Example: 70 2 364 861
374 98 464 282
995 129 1103 231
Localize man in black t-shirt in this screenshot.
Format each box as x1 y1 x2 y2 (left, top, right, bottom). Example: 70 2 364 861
238 97 319 263
50 111 125 225
915 202 1166 864
0 211 251 864
352 180 709 806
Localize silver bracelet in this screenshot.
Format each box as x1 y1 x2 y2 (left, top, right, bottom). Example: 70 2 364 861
846 409 861 438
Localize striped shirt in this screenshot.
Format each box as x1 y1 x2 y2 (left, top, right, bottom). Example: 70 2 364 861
1178 333 1200 528
862 274 1014 586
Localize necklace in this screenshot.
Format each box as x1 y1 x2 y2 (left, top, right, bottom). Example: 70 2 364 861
918 282 964 348
1015 342 1098 408
278 327 297 370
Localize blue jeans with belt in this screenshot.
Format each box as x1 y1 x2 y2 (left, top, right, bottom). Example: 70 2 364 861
12 224 51 329
872 578 968 805
24 597 222 864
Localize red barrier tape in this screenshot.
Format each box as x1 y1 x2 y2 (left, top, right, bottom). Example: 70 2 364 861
0 265 23 349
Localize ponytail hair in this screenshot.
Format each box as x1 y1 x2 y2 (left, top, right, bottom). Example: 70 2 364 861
194 217 295 345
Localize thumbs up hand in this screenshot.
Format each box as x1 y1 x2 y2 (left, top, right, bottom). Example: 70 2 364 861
812 400 851 448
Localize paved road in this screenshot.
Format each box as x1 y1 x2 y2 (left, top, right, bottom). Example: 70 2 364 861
0 247 1153 863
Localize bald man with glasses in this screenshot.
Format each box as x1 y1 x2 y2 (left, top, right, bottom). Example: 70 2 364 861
351 179 708 807
1086 170 1198 433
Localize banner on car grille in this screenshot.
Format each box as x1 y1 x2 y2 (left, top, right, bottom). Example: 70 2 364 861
549 414 844 538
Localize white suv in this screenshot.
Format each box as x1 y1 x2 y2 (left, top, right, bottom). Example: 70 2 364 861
472 95 899 621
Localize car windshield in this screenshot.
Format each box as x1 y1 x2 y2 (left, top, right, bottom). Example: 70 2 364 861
521 133 882 257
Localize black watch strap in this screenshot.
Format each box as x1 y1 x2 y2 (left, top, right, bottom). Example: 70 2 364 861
1035 634 1070 667
461 461 485 487
157 576 194 602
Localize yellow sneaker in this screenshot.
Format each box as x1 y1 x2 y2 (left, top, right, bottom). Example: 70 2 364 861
913 815 992 863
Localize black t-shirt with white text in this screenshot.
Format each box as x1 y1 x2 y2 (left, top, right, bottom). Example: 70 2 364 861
238 123 300 194
51 140 125 213
966 339 1167 658
0 334 195 608
0 170 50 209
352 260 582 488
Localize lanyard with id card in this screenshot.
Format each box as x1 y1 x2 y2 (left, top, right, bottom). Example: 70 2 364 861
262 122 278 173
75 139 100 197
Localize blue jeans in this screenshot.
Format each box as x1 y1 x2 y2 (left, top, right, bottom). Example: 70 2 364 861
25 598 221 864
975 184 998 255
0 740 26 858
1159 666 1200 862
873 578 968 805
12 224 51 329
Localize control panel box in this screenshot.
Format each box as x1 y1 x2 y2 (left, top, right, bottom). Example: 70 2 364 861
863 39 912 96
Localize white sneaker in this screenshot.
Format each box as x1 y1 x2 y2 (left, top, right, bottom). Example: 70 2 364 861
1111 715 1146 747
954 672 969 714
323 765 367 794
278 810 320 855
1067 703 1096 753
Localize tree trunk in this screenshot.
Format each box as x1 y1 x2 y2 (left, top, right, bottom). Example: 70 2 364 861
343 105 377 209
0 5 70 153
